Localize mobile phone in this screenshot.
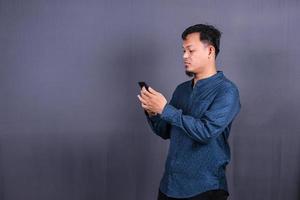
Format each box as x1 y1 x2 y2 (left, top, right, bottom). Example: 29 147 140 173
138 81 150 116
138 81 149 91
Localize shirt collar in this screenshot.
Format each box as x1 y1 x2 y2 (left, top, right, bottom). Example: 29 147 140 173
191 70 224 89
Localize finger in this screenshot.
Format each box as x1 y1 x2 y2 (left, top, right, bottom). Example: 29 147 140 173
148 87 158 94
137 95 147 104
142 86 154 94
141 88 152 97
142 86 148 91
140 90 149 99
142 87 148 93
141 103 149 110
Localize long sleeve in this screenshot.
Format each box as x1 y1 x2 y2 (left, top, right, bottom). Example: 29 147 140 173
159 88 241 144
145 88 178 140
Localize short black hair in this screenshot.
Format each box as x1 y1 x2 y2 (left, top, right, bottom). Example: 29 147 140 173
181 24 222 58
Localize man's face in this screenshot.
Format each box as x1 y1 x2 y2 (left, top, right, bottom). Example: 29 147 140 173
182 32 210 76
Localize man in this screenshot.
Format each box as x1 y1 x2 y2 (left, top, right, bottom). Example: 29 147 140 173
137 24 241 200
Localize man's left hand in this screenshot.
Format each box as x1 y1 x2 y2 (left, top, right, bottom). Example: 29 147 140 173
137 86 167 114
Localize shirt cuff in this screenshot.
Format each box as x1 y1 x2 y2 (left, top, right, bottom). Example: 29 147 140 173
160 104 179 123
149 114 161 121
145 111 161 122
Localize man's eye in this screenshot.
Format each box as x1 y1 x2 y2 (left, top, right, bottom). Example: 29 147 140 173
183 50 194 53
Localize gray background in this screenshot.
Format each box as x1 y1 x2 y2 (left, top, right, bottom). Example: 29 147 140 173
0 0 299 200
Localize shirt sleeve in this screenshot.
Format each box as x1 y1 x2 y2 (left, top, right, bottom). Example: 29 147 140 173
159 88 241 144
145 87 178 140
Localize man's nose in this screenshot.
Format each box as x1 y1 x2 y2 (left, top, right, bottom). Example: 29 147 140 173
183 52 189 59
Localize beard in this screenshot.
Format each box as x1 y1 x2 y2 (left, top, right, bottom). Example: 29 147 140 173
185 69 195 77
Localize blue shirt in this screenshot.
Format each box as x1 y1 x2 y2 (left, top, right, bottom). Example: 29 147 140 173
145 70 241 198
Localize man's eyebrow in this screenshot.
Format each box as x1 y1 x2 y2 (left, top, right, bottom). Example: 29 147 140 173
182 45 193 48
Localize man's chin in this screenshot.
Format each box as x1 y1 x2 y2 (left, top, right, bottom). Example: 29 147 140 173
185 70 195 77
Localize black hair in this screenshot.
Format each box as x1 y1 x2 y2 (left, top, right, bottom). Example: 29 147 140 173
181 24 222 58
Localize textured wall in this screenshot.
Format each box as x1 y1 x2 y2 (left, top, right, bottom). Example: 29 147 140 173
0 0 299 199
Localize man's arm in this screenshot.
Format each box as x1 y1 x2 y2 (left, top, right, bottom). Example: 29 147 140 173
145 88 177 140
159 88 241 144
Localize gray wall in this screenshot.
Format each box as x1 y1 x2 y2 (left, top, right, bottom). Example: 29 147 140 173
0 0 299 199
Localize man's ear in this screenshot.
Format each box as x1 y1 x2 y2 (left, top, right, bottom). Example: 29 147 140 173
208 45 215 56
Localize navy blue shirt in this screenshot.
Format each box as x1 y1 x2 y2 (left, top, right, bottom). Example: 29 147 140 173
146 71 241 198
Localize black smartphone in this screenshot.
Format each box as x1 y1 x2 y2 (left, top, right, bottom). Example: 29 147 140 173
138 81 150 116
138 81 149 91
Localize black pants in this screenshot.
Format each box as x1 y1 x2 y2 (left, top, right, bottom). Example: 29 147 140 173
157 189 229 200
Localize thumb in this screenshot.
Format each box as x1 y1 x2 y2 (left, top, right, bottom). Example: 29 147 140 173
148 87 157 94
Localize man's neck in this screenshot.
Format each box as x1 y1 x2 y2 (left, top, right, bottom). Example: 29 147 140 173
193 67 217 87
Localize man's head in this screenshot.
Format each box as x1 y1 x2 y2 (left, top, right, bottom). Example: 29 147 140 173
181 24 222 77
